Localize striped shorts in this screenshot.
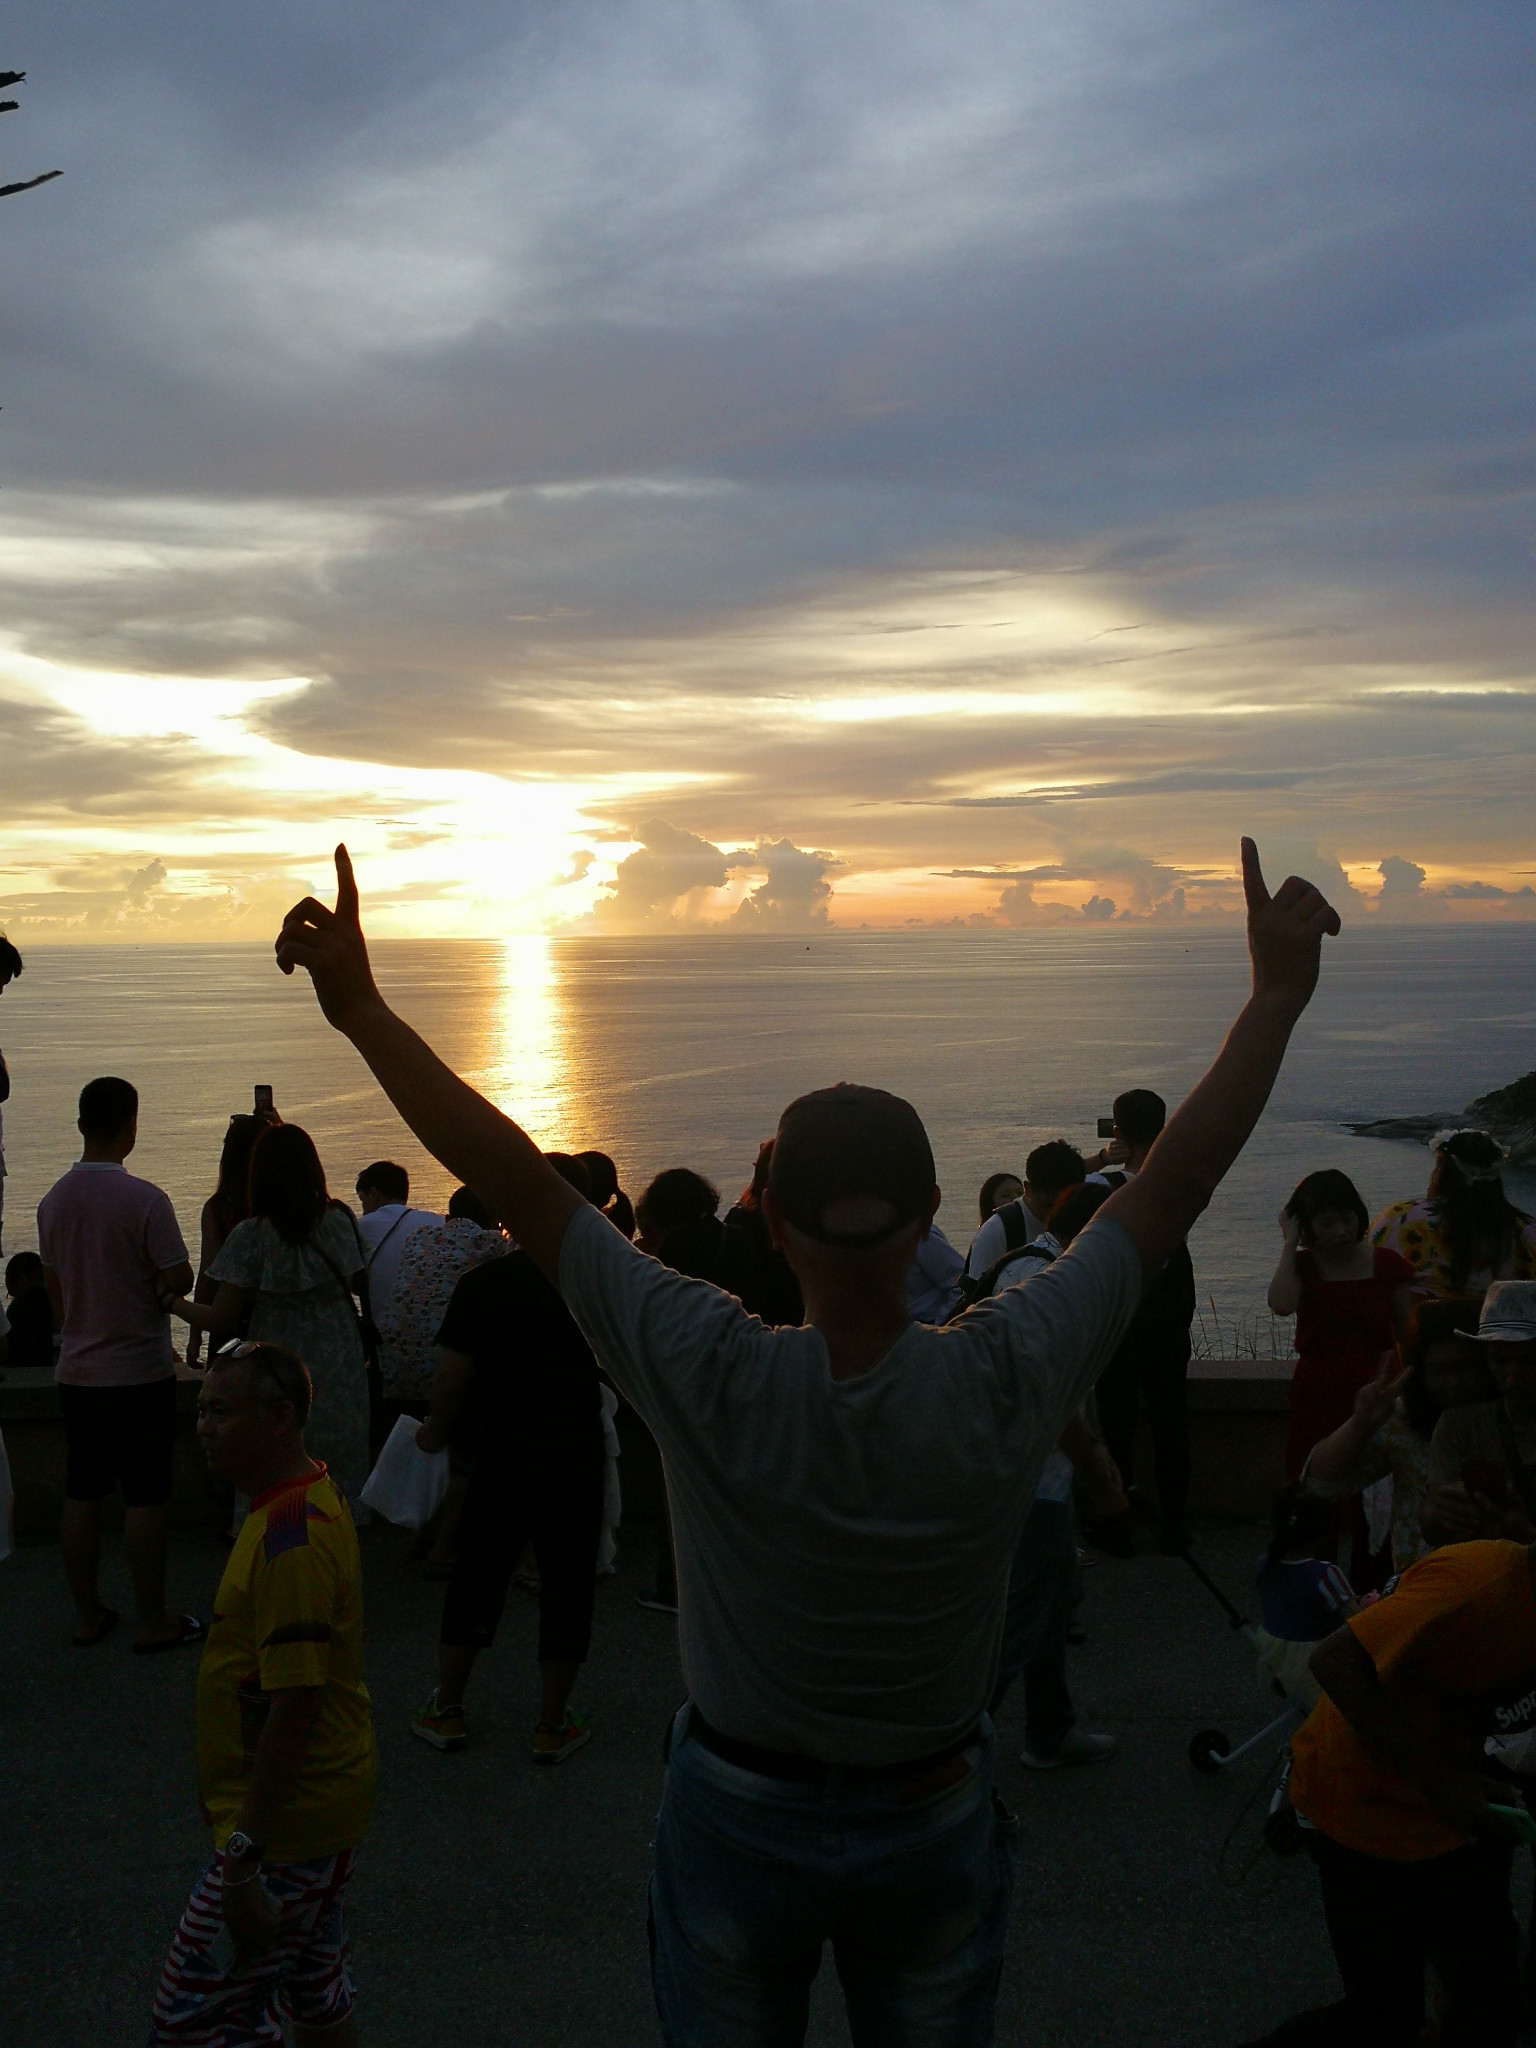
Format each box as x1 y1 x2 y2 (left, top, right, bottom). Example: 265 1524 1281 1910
148 1847 358 2044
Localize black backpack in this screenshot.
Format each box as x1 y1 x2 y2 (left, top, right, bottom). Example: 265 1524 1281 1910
949 1203 1057 1317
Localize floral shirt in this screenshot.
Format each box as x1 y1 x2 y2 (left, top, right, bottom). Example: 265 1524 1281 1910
1370 1198 1536 1300
1365 1408 1437 1574
375 1216 508 1399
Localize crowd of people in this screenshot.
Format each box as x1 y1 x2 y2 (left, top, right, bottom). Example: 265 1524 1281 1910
4 840 1536 2045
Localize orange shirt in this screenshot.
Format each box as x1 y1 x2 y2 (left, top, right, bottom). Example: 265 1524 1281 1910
1290 1540 1536 1860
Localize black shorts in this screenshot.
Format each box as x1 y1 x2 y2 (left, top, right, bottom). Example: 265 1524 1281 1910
59 1378 179 1507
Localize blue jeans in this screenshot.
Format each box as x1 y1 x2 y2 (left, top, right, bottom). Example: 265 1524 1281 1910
988 1497 1078 1756
650 1706 1018 2047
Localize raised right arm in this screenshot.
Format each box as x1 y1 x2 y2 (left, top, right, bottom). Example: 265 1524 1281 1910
275 849 582 1283
1096 841 1340 1280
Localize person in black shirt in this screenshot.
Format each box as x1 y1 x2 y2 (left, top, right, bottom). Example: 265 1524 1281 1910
409 1154 605 1763
5 1250 55 1370
1090 1089 1199 1555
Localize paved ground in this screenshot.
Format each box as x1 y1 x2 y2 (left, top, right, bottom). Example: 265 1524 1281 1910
2 1514 1344 2047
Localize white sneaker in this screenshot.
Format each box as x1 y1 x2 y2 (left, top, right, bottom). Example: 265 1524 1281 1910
1020 1729 1118 1770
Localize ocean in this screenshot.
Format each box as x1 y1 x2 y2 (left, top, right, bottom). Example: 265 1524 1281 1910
4 925 1534 1348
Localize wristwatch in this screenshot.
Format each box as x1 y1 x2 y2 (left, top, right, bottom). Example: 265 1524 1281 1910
223 1830 264 1867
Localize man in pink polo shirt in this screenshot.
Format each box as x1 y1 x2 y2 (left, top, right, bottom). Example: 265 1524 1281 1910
37 1075 202 1652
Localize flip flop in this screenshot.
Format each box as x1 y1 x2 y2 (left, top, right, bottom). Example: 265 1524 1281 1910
72 1607 120 1648
132 1614 207 1655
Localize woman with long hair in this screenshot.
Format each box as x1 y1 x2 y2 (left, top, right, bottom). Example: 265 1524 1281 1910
183 1112 276 1370
1372 1128 1536 1298
1301 1296 1491 1572
163 1124 371 1505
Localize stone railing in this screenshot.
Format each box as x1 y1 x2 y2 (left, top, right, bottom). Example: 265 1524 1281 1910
0 1356 1295 1542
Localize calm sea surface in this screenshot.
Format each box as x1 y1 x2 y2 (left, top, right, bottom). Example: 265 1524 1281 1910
4 928 1534 1346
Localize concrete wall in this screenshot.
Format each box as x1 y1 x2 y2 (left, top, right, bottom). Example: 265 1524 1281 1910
1 1357 1292 1543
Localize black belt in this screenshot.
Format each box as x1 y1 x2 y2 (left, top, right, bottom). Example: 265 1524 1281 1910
686 1704 979 1786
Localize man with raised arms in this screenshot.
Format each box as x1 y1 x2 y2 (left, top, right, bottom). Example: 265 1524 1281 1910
275 838 1338 2048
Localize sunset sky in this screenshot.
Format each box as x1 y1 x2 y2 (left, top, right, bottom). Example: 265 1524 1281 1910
2 1 1533 938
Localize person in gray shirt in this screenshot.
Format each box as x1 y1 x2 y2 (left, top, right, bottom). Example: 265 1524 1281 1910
274 837 1339 2048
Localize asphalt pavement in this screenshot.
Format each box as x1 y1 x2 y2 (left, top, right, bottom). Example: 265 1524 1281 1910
2 1513 1343 2046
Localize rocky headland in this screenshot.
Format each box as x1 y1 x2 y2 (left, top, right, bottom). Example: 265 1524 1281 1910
1346 1069 1536 1162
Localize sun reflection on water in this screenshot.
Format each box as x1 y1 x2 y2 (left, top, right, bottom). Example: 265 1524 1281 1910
471 934 571 1146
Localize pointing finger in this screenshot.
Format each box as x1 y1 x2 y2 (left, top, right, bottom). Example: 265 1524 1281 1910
334 844 360 925
1240 837 1269 915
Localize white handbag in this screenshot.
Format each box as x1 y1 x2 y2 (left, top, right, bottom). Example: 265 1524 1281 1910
358 1414 450 1528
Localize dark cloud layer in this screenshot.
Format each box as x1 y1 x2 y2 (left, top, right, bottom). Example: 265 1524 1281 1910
2 2 1533 927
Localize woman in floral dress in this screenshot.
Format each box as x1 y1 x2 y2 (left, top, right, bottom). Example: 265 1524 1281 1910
165 1123 371 1505
1372 1127 1536 1299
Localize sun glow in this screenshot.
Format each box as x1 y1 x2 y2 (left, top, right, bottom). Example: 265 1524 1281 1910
469 934 572 1145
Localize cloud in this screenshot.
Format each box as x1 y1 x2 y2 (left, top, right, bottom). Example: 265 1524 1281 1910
945 769 1312 808
0 3 1533 930
1080 894 1117 922
991 879 1074 928
1378 855 1427 898
732 840 837 929
1444 880 1536 902
592 818 731 927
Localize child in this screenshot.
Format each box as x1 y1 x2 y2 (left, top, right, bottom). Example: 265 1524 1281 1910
4 1251 55 1372
1253 1483 1359 1709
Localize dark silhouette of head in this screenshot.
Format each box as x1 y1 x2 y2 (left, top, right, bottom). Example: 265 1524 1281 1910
249 1124 333 1245
978 1172 1024 1224
447 1186 496 1227
1112 1089 1166 1152
356 1160 409 1208
575 1151 619 1207
1023 1141 1086 1214
1284 1168 1369 1247
78 1075 138 1143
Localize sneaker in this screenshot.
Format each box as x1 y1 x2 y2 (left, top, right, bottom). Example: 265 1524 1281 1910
636 1592 679 1613
410 1690 467 1751
533 1712 592 1764
1020 1729 1118 1770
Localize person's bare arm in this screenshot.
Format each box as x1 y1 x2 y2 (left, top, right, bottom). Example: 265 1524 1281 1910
1306 1357 1406 1492
1267 1211 1303 1314
165 1278 248 1339
1059 1410 1129 1518
274 848 583 1282
1309 1626 1512 1842
1097 840 1341 1279
186 1206 225 1366
415 1347 473 1454
220 1687 323 1957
